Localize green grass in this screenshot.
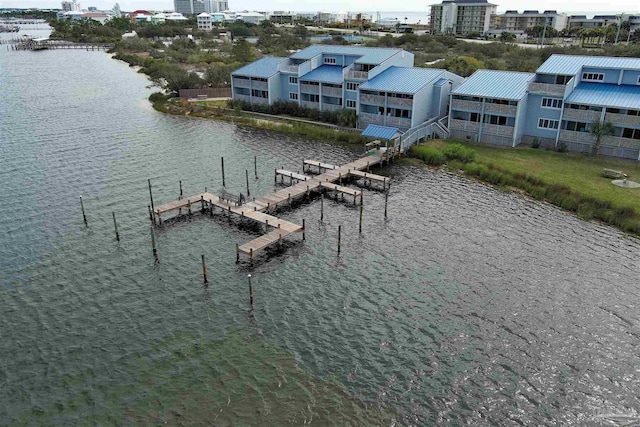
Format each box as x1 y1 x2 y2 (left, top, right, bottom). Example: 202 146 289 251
413 140 640 236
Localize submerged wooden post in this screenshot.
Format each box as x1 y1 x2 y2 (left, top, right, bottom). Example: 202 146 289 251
254 155 258 179
320 193 324 221
79 196 87 225
202 254 208 284
248 274 254 306
359 204 363 234
112 211 120 241
221 157 226 187
150 226 159 263
337 225 341 254
246 170 250 196
148 179 155 214
302 218 306 240
384 190 389 219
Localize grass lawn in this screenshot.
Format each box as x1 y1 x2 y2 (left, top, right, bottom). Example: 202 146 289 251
428 140 640 213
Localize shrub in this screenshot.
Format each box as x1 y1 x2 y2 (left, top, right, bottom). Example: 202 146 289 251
531 138 540 149
148 92 168 103
557 142 568 153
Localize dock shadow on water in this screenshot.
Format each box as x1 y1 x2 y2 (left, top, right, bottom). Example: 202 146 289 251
1 45 640 426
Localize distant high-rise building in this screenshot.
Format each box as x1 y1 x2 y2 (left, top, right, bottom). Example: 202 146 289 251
61 0 81 11
203 0 228 13
174 0 206 15
430 0 497 35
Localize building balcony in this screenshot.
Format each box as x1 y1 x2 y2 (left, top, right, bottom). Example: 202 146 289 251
559 129 595 143
233 78 250 88
251 96 269 105
451 98 482 111
528 82 566 96
385 116 412 129
359 112 384 124
251 80 268 90
611 136 640 150
322 86 342 97
279 63 299 73
346 70 369 80
451 119 480 132
323 103 343 112
300 100 319 109
563 108 601 122
360 93 385 105
387 97 413 108
235 94 250 102
300 83 319 94
605 112 640 127
484 103 517 115
482 124 514 137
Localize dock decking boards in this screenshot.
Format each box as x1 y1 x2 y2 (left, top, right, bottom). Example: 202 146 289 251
152 150 387 260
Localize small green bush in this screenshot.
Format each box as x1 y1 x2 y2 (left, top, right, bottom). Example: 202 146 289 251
148 92 168 103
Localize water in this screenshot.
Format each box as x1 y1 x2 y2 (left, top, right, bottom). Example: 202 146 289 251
1 31 640 426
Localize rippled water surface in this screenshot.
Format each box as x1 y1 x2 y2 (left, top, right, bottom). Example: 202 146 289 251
1 30 640 426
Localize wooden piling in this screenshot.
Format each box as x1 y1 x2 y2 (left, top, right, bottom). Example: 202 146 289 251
202 254 208 284
248 274 254 306
302 218 306 240
187 200 192 215
148 179 155 214
320 193 324 221
148 205 153 223
254 155 258 179
245 170 250 196
274 168 277 184
359 204 363 234
384 191 388 219
150 226 159 263
221 157 226 187
337 225 341 254
179 180 183 199
200 195 205 213
79 196 87 225
236 243 240 263
265 219 269 233
112 211 120 241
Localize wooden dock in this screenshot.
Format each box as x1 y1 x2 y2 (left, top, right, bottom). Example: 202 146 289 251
151 150 388 261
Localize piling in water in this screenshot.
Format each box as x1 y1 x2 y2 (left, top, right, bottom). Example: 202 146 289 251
150 226 159 263
221 157 225 187
248 274 254 306
246 169 250 196
112 211 120 241
202 254 208 284
337 225 342 254
79 196 87 225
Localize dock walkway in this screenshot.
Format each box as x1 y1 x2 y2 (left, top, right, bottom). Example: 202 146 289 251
152 150 387 261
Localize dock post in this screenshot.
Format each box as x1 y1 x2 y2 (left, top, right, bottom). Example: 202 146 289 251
254 155 258 179
221 157 226 187
245 170 250 196
359 205 364 234
278 230 282 249
148 179 155 215
354 191 357 205
302 219 306 240
320 193 324 221
112 211 120 241
337 225 341 254
148 205 153 223
306 185 310 197
236 244 240 263
384 191 388 219
250 248 253 264
187 200 192 216
265 219 269 233
150 226 159 263
179 180 183 199
334 186 338 201
274 168 277 184
288 193 291 207
241 211 244 225
79 196 87 225
367 161 370 173
228 205 231 222
201 195 205 213
202 254 208 284
339 172 342 184
248 274 254 306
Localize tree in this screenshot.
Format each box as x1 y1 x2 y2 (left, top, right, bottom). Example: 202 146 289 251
441 56 484 77
231 38 255 63
500 32 516 42
590 122 615 156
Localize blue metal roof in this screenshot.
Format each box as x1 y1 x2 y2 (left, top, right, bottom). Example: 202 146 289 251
361 124 401 140
231 57 286 78
565 83 640 109
452 69 535 101
537 54 640 75
299 65 344 84
359 67 446 94
290 45 405 65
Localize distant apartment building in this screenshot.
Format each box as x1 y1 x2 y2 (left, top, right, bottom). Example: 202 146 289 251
496 10 568 32
174 0 205 16
204 0 228 13
197 12 212 30
430 0 497 35
61 0 80 11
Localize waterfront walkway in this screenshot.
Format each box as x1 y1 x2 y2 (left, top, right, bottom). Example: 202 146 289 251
152 149 390 261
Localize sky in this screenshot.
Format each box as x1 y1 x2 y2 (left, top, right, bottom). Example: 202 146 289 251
2 0 638 14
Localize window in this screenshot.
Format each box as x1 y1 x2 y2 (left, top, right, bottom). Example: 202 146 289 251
622 128 640 140
289 76 298 84
582 72 604 82
483 115 507 126
470 112 481 122
346 82 360 91
251 89 268 98
289 92 299 100
538 118 559 129
324 57 337 64
565 121 589 132
541 97 563 109
309 94 319 102
346 99 357 108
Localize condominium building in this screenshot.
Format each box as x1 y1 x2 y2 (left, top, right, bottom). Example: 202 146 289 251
496 10 568 32
231 45 463 132
449 55 640 159
174 0 205 16
430 0 497 35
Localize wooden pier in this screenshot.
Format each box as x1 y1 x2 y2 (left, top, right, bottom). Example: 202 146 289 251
151 150 389 262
